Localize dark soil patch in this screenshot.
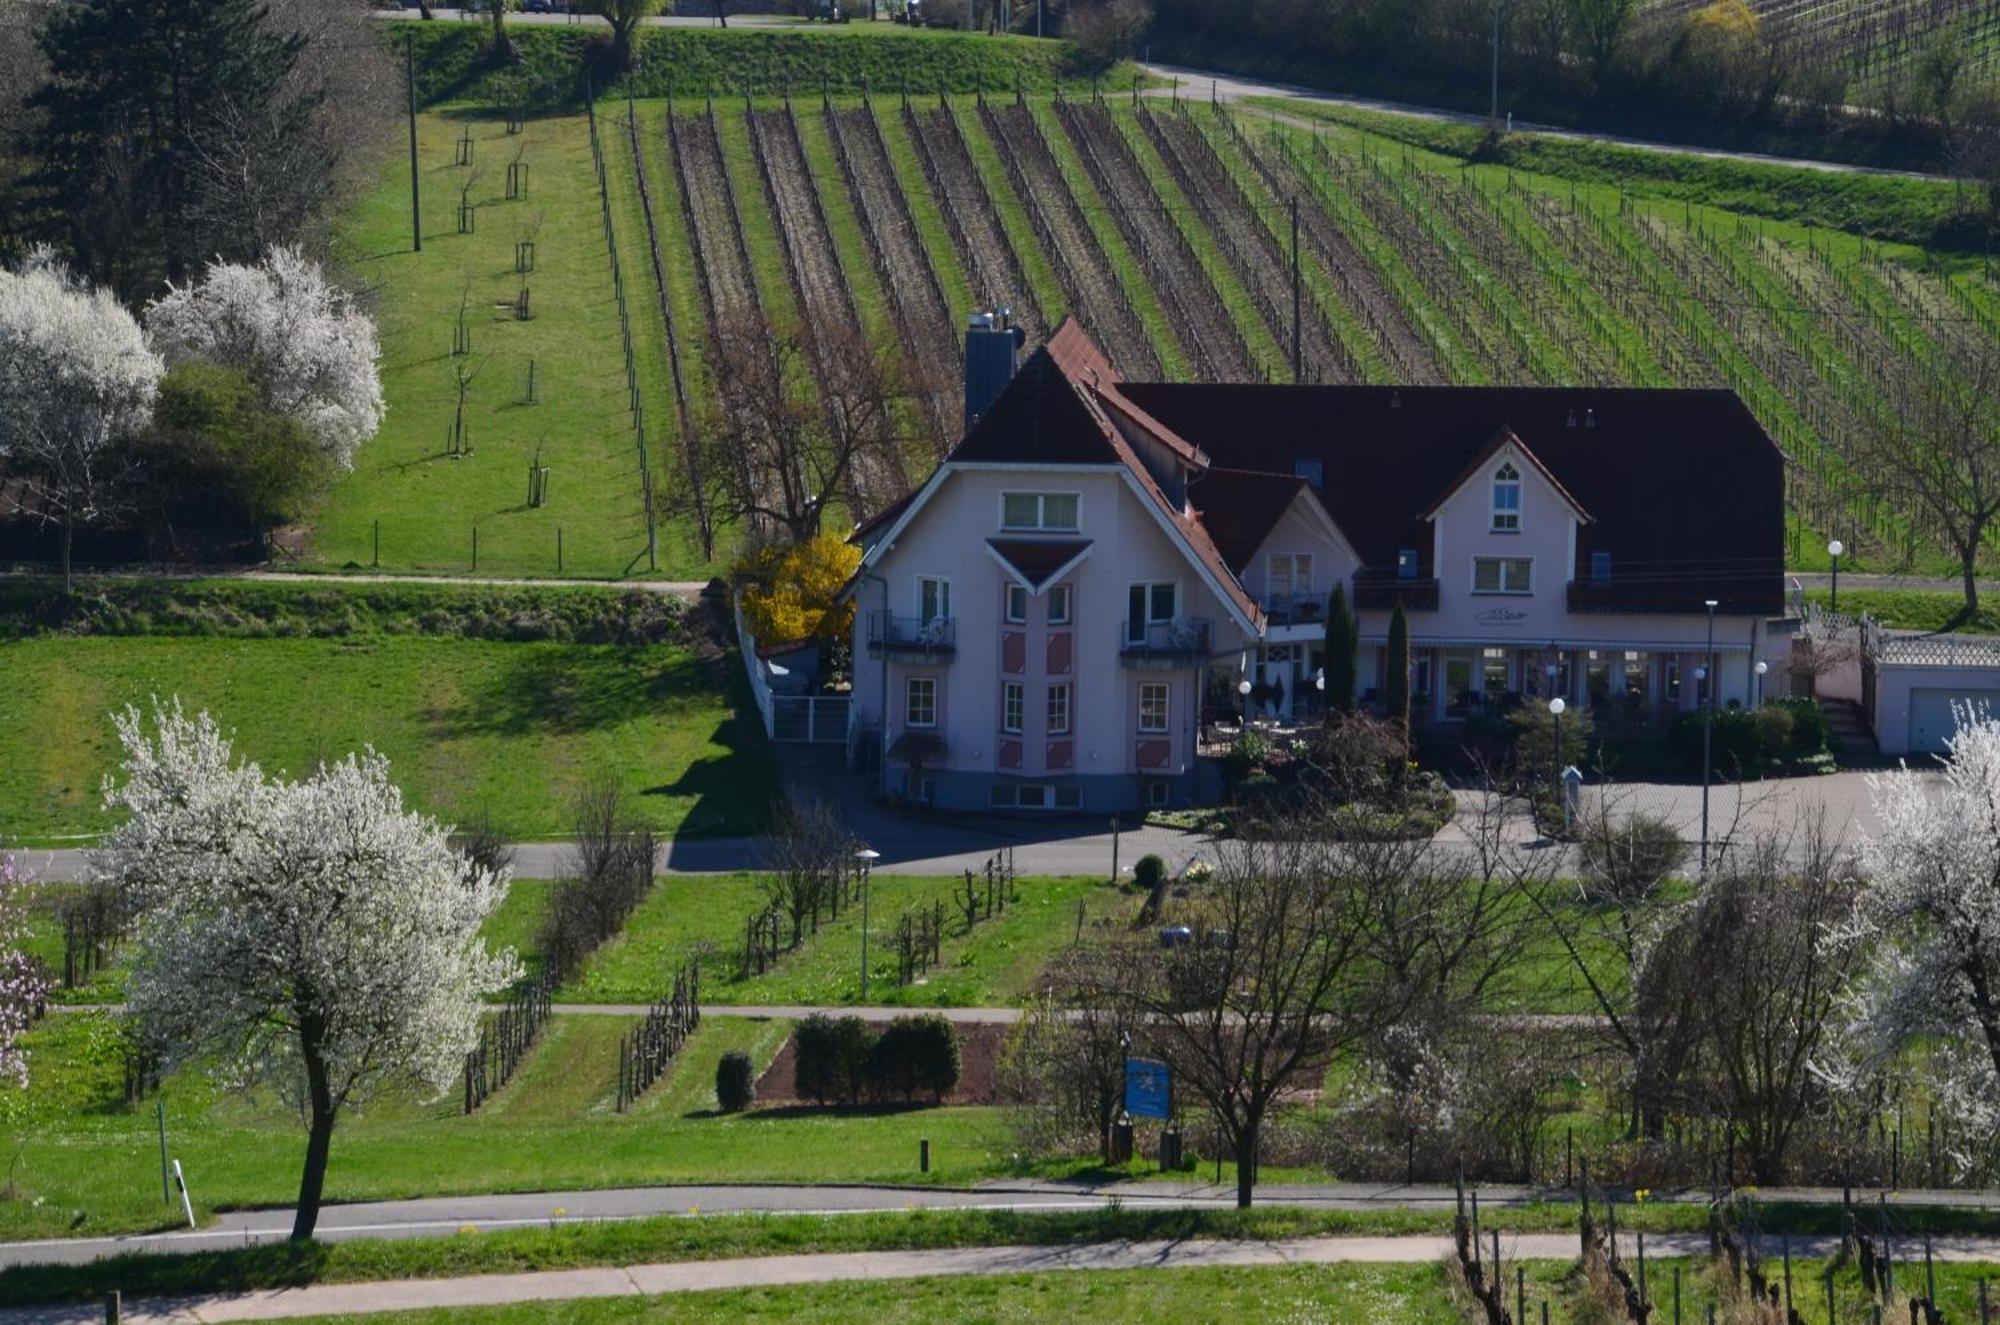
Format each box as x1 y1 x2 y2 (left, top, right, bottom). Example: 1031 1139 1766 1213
754 1021 1009 1107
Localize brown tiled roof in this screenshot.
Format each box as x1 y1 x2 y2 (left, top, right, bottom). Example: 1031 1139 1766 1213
1419 425 1591 523
1191 468 1310 574
850 485 922 544
1118 382 1786 615
948 320 1262 630
988 538 1092 589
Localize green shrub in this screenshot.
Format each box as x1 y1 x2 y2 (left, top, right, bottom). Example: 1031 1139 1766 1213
715 1051 755 1113
799 1013 958 1105
1234 771 1282 806
1132 854 1167 890
867 1014 961 1102
1669 709 1761 772
1765 696 1830 756
1755 705 1794 759
1222 729 1271 785
1577 812 1688 901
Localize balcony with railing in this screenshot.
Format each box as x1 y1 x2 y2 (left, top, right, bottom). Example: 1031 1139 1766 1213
866 612 956 660
1120 617 1212 668
1352 568 1439 612
1262 592 1324 628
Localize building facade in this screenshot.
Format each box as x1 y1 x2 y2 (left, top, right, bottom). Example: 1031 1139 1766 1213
846 318 1791 812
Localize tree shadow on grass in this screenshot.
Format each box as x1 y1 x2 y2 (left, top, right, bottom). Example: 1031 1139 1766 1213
729 1100 948 1122
441 647 714 738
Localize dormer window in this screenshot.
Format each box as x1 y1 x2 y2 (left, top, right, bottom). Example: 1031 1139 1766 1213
1491 463 1521 532
1396 548 1421 580
1590 550 1612 583
1002 491 1079 532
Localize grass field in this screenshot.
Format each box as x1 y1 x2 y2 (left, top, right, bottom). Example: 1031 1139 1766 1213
318 111 703 580
0 635 772 844
0 1011 1017 1240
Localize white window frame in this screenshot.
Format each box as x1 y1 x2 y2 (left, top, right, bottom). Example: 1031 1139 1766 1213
1126 581 1179 643
1002 681 1025 734
1047 683 1072 736
1138 681 1170 734
1047 584 1072 625
1004 583 1028 624
1267 553 1314 600
1491 462 1522 533
918 576 951 624
999 491 1082 533
1471 556 1533 595
906 676 937 728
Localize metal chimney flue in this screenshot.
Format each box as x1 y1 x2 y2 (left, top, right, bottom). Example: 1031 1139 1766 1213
963 308 1025 428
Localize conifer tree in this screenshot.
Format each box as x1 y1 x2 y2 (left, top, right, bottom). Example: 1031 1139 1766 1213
29 0 321 299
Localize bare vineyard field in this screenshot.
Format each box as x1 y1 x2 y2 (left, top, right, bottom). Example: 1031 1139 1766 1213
322 95 2000 578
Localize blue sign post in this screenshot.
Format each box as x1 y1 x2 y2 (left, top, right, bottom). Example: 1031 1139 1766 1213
1124 1057 1171 1121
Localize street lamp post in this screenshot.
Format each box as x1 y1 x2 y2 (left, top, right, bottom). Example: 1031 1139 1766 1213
1827 539 1845 614
1315 667 1325 717
1548 697 1566 835
1490 0 1506 129
1238 677 1253 727
1700 597 1718 872
1754 659 1768 709
854 847 880 999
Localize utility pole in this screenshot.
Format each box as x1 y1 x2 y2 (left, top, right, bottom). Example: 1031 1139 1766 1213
1490 0 1504 129
406 31 422 253
1290 196 1303 384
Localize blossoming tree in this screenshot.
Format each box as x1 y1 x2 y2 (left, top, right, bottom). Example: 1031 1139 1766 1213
1859 713 2000 1147
0 249 163 592
145 247 383 471
0 849 48 1087
94 703 517 1240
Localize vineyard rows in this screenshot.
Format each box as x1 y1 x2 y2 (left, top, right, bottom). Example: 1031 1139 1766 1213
589 94 2000 565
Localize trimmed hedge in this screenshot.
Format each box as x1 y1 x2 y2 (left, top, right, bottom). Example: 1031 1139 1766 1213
793 1012 960 1105
0 578 697 644
716 1051 756 1113
396 23 1138 110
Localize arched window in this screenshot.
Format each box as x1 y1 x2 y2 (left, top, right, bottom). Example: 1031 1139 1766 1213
1591 549 1612 583
1491 462 1521 532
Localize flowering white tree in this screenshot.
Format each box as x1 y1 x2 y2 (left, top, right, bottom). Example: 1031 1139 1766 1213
0 249 163 593
1856 713 2000 1149
145 247 383 471
94 702 516 1240
0 849 49 1087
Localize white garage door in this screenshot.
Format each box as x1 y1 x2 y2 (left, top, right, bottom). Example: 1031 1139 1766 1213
1909 689 2000 754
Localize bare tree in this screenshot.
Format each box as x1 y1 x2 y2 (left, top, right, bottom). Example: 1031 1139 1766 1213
999 943 1148 1160
1102 832 1397 1207
1514 797 1700 1139
1855 352 2000 620
1680 818 1864 1182
688 311 922 544
759 796 851 947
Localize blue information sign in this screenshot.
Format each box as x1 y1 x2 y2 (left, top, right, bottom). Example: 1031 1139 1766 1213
1124 1057 1171 1121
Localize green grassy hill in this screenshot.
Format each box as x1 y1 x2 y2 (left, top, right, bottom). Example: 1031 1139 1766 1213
323 39 2000 581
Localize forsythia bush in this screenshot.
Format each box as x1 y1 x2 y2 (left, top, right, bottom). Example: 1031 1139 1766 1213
735 532 860 645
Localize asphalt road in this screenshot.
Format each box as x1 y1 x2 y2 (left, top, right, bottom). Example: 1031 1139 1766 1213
1137 61 1948 181
9 1177 1998 1270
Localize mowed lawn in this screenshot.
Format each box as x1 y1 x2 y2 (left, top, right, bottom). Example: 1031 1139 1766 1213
315 111 709 580
0 1012 1009 1241
273 1263 1461 1324
0 636 772 843
559 874 1135 1006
